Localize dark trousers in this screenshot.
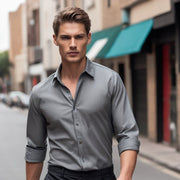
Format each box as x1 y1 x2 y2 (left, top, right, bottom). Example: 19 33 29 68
44 165 116 180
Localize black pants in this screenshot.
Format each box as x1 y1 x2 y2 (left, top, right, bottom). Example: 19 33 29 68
44 165 116 180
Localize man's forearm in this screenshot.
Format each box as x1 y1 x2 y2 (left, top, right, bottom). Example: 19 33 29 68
26 162 43 180
118 150 138 180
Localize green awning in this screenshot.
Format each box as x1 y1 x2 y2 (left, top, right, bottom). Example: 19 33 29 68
106 19 153 58
86 25 122 60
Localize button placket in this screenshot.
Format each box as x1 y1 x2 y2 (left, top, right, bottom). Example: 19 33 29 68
73 107 85 167
72 76 85 168
73 109 81 138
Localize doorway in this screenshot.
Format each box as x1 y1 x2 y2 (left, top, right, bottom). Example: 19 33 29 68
131 54 147 136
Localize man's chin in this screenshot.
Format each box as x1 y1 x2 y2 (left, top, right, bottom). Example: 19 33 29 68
66 57 84 63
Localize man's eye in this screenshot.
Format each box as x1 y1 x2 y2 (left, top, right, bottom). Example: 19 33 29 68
75 35 84 39
60 36 70 40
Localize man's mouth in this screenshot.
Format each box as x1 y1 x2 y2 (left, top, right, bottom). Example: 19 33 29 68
67 51 79 56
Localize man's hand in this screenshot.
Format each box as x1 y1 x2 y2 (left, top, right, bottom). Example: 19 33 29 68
117 150 138 180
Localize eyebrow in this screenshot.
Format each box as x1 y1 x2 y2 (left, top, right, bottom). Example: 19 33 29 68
59 33 87 37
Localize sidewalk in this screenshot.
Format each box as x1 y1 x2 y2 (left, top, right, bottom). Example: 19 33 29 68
139 137 180 173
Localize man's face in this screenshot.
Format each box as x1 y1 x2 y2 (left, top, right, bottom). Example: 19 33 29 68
53 22 91 64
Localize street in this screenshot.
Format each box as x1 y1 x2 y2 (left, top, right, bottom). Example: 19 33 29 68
0 102 180 180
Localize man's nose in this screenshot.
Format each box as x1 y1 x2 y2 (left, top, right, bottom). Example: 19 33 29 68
70 38 76 48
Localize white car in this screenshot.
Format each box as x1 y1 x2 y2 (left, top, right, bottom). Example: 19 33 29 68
8 91 30 108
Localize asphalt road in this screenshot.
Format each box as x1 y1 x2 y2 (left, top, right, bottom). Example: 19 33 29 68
0 102 180 180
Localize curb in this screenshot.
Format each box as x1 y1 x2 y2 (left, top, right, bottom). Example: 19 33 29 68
139 152 180 174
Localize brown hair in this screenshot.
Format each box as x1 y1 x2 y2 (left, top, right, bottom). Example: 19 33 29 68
53 7 91 36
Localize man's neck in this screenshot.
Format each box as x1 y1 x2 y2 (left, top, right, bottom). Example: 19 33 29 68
60 58 86 82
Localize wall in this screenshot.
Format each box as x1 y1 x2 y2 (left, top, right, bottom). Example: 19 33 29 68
85 0 103 32
119 0 142 8
147 47 157 141
102 0 122 29
130 0 171 24
9 5 23 64
15 54 27 86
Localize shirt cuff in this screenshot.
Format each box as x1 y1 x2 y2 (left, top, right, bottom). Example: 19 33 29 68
25 145 47 163
118 138 140 155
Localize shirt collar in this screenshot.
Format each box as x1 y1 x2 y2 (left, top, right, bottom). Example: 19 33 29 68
84 57 95 78
53 64 62 84
53 57 95 83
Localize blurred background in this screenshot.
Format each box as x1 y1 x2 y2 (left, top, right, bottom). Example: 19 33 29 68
1 0 180 179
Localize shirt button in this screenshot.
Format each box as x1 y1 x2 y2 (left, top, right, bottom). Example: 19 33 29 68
76 123 79 126
79 141 82 144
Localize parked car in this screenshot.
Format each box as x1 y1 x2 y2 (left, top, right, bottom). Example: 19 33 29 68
0 93 12 106
8 91 30 108
0 93 8 104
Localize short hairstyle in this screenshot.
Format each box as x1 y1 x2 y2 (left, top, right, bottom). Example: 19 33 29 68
53 7 91 36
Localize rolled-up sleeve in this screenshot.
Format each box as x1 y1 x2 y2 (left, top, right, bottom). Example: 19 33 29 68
25 89 47 163
111 73 140 155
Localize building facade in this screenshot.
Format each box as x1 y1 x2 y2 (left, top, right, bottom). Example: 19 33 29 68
118 0 180 150
9 3 28 92
26 0 46 93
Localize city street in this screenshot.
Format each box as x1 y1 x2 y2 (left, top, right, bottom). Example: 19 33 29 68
0 102 180 180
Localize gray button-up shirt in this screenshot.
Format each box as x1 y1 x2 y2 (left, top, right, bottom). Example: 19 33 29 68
25 58 140 171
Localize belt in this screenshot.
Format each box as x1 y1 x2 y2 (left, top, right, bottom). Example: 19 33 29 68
48 165 114 177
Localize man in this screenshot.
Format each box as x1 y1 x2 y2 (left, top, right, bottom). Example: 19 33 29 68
25 7 140 180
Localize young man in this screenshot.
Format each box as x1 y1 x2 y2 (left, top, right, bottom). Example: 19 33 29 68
25 7 140 180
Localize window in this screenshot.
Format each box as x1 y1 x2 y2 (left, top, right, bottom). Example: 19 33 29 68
84 0 94 10
121 9 130 25
28 9 40 46
107 0 111 7
56 0 60 10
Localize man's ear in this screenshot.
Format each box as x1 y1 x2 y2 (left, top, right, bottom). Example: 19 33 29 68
87 33 91 45
53 34 58 46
